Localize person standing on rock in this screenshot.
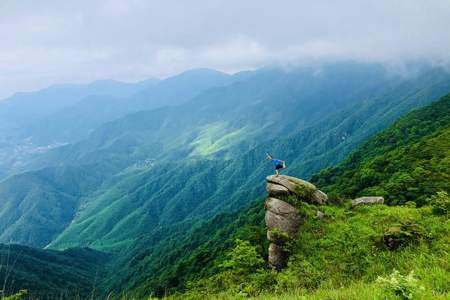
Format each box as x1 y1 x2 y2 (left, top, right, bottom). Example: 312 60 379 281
266 153 286 175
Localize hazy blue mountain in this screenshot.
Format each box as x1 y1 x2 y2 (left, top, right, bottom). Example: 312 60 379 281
0 69 232 179
0 78 159 178
22 69 232 145
0 79 159 128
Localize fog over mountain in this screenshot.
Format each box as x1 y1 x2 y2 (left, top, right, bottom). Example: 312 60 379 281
1 0 450 99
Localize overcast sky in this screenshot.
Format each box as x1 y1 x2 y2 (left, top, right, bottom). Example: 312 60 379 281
1 0 450 99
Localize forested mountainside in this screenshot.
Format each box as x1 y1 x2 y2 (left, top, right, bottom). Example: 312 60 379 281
107 94 450 299
0 244 108 299
1 63 450 251
311 93 450 205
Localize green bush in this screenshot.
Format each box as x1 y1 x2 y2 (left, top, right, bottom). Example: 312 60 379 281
382 221 425 250
220 239 265 274
182 239 273 298
429 191 450 216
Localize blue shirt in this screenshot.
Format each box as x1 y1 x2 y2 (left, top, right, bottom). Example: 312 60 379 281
271 159 282 166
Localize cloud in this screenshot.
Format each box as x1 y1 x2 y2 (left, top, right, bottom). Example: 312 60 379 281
1 0 450 98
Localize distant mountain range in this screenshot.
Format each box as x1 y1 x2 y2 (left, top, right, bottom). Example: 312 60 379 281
1 62 449 252
0 69 232 178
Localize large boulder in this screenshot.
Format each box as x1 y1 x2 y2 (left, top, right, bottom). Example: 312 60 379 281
266 182 290 197
265 198 301 237
352 196 384 207
264 175 328 270
267 175 316 194
266 175 328 205
312 189 328 205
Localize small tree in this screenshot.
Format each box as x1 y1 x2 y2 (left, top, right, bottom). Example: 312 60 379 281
220 239 264 275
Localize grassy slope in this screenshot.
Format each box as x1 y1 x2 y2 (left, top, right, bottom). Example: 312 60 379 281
169 205 449 300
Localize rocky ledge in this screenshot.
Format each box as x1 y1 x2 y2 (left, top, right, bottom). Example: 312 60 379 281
265 175 327 269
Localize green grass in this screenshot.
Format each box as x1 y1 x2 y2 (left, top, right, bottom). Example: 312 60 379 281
162 205 449 300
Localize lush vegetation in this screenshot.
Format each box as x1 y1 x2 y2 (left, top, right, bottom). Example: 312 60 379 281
100 200 266 298
312 94 450 206
0 244 108 299
126 204 448 300
110 95 450 299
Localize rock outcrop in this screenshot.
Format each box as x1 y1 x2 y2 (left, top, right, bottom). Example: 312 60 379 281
264 175 327 269
352 196 384 207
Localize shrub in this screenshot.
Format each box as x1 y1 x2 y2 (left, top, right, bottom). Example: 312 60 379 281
268 228 291 245
220 239 264 275
404 201 416 208
382 221 425 250
428 191 450 216
326 192 347 206
376 270 424 300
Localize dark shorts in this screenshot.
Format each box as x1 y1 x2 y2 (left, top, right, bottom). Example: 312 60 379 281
275 164 284 170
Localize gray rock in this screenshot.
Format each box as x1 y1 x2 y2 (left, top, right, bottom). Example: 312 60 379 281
312 189 328 205
265 198 301 237
316 210 325 219
265 197 299 216
266 175 298 193
266 175 317 194
266 182 290 197
266 175 327 204
352 196 384 207
268 243 289 270
264 175 329 271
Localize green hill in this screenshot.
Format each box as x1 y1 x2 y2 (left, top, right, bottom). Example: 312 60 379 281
311 93 450 205
0 245 108 299
156 204 448 300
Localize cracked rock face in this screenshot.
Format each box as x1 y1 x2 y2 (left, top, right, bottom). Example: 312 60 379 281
264 175 327 270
